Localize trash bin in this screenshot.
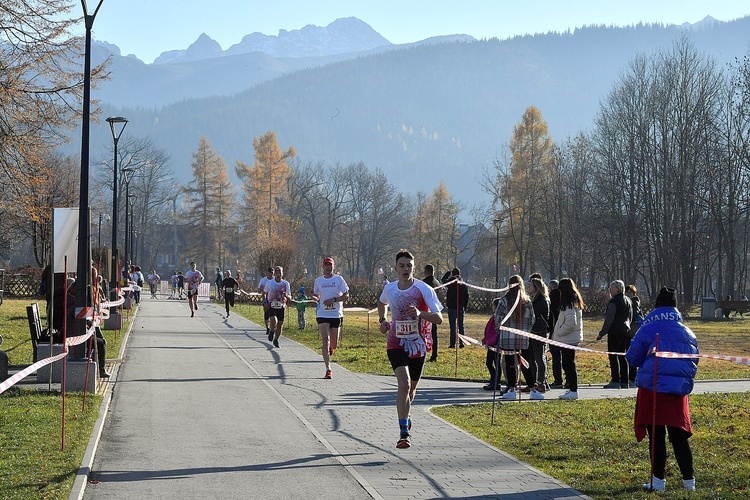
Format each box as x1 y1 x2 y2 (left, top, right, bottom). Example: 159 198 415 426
701 297 717 319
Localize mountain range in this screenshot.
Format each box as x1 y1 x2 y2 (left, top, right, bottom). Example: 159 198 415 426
77 15 750 204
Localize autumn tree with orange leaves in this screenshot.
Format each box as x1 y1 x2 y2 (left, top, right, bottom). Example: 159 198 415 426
498 106 556 277
235 131 296 274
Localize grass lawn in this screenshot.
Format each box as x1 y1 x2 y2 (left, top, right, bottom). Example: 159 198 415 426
433 393 750 499
1 297 748 499
0 298 132 500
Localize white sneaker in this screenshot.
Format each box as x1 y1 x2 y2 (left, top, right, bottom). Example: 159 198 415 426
643 476 666 491
559 390 579 400
530 389 544 400
683 478 695 491
501 390 517 400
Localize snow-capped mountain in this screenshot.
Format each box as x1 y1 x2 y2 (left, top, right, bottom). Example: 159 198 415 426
152 17 391 65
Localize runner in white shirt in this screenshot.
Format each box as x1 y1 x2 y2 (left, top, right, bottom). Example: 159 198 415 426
185 261 204 317
313 257 349 379
265 266 291 348
258 267 274 339
378 249 443 450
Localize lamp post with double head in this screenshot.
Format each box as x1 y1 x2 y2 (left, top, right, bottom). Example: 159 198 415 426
106 116 128 294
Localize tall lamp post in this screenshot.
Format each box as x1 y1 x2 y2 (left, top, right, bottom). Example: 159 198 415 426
494 218 501 287
73 0 105 360
122 168 135 271
129 195 137 264
97 213 110 258
106 116 128 293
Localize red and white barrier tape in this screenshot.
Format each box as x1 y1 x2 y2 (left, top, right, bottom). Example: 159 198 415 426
0 351 69 394
0 316 98 395
431 278 516 294
653 351 750 365
460 326 750 366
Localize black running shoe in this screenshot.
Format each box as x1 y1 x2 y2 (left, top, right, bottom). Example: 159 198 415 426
273 340 280 348
267 330 273 341
396 432 411 449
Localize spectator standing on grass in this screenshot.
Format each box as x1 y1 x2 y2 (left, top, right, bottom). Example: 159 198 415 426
295 287 308 330
552 278 584 400
524 277 550 392
214 267 223 301
422 264 442 362
444 267 468 348
625 284 642 386
495 274 540 401
596 280 633 388
626 287 698 492
177 271 185 299
547 279 564 388
482 297 502 390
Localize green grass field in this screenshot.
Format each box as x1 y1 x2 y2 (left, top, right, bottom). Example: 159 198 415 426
1 297 748 499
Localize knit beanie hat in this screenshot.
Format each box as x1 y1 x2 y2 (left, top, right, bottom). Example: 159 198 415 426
655 287 677 308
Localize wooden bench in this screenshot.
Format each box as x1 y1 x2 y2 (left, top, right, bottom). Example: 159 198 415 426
717 300 750 318
26 303 62 362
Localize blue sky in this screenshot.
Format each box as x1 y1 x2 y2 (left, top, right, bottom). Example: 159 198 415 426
85 0 750 63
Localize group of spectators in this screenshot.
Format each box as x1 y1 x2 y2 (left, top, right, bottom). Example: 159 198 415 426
474 273 697 492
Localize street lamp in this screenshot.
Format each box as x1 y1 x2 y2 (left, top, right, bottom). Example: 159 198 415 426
73 0 105 360
98 213 110 256
106 115 128 293
122 168 136 270
494 218 501 287
129 195 137 264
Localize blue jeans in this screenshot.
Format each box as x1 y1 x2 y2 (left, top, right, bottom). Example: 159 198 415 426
447 307 465 346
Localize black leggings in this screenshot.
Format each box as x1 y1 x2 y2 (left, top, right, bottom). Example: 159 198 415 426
646 425 694 480
486 350 501 387
224 292 235 314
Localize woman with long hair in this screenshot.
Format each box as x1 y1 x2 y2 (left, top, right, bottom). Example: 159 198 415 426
552 278 584 400
494 274 539 400
525 277 550 393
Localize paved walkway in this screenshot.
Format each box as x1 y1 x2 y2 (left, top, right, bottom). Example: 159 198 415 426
76 298 749 500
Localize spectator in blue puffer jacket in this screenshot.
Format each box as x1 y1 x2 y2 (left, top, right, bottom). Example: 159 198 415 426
626 287 699 493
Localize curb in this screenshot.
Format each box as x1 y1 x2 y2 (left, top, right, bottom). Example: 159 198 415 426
68 305 138 500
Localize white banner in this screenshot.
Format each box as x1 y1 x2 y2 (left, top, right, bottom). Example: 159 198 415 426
53 208 79 273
